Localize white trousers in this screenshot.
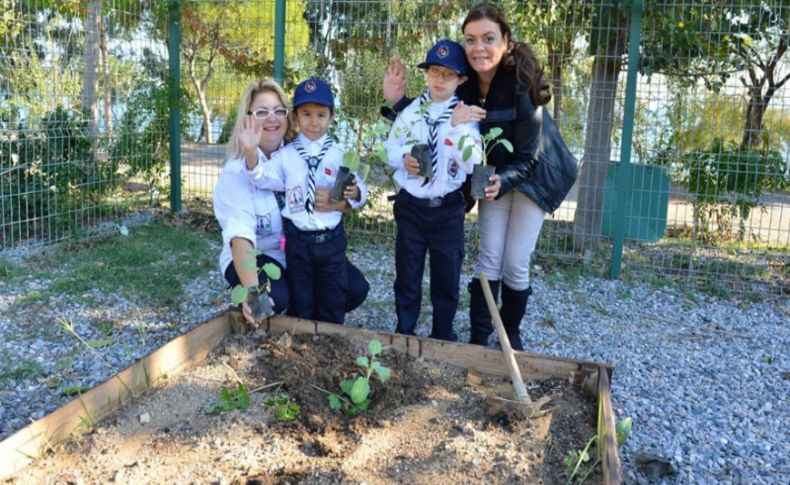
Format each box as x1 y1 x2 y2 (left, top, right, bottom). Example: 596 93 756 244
475 190 545 291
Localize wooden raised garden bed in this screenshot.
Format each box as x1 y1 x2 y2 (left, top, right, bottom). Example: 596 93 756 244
1 311 622 484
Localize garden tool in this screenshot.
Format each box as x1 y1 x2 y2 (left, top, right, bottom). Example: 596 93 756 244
479 272 553 419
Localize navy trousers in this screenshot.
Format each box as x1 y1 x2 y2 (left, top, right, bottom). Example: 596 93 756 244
393 189 465 341
225 254 367 314
283 220 348 324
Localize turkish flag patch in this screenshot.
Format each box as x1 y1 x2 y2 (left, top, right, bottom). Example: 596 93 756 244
324 167 333 176
444 138 453 146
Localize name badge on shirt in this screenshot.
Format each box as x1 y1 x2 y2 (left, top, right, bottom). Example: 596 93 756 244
287 186 305 214
255 214 273 235
448 161 459 179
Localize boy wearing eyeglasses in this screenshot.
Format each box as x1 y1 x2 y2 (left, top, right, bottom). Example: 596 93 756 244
244 77 367 325
383 39 482 341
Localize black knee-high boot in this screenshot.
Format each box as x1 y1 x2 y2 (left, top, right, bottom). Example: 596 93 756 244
499 284 532 351
468 277 500 346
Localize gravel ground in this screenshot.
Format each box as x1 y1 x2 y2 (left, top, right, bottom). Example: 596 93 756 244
1 229 788 484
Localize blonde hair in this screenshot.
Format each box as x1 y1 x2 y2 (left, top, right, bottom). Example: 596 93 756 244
225 77 295 160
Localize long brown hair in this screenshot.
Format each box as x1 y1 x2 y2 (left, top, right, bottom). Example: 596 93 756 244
462 3 551 106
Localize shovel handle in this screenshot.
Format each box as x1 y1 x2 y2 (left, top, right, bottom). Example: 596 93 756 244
479 272 531 403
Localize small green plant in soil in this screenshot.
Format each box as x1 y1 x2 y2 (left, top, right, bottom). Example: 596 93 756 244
204 383 251 415
327 339 391 417
265 394 300 422
230 249 282 321
563 417 632 484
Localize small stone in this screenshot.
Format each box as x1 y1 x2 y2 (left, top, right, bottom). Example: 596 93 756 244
139 412 151 424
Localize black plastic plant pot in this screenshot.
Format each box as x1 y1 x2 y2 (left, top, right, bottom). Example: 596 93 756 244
247 289 275 322
471 165 496 200
330 166 355 202
410 144 433 178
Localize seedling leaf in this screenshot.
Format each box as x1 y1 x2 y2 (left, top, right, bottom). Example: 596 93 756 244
374 364 391 383
616 417 632 447
463 145 473 162
328 393 342 410
488 127 503 139
500 139 514 153
356 356 369 368
350 376 370 405
368 339 382 356
339 379 354 395
241 260 257 270
230 285 248 304
261 263 281 280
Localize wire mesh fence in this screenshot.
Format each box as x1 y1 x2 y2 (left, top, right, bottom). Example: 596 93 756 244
1 0 169 247
2 0 788 297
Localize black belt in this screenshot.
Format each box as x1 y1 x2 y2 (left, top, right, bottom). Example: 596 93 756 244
284 219 343 244
398 188 463 208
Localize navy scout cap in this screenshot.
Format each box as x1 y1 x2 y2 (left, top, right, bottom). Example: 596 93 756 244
293 77 334 110
417 39 469 76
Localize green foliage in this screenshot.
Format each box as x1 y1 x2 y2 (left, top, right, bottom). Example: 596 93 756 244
264 393 301 422
230 251 282 305
204 384 251 415
459 126 512 166
42 221 214 306
563 417 631 484
328 339 391 417
666 138 789 242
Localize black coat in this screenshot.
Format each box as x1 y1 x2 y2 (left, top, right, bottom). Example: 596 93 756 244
456 66 578 214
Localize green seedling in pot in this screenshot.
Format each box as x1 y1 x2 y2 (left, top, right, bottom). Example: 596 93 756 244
230 249 282 322
393 99 434 178
331 150 361 203
459 126 513 199
327 339 391 417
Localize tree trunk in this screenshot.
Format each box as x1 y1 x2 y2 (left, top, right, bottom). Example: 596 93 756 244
100 16 112 137
572 20 627 254
82 0 102 138
547 40 564 130
191 74 213 144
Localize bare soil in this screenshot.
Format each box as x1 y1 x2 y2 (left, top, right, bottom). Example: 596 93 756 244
11 330 599 484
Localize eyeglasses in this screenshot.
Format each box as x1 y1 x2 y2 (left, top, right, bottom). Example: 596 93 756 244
248 107 289 119
425 67 459 82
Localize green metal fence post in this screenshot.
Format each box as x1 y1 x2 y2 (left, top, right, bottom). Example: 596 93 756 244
168 0 182 213
274 0 286 85
609 0 643 278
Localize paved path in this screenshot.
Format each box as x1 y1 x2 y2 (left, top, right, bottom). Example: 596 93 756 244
181 143 790 246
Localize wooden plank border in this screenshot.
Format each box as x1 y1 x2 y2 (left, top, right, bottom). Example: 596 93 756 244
0 312 232 480
2 311 621 484
598 365 624 485
265 315 609 386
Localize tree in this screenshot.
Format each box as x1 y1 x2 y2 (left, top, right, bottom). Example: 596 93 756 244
572 1 628 253
726 1 790 150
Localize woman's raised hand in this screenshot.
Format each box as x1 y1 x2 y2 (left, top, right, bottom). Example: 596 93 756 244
240 115 262 156
383 56 408 104
451 101 486 127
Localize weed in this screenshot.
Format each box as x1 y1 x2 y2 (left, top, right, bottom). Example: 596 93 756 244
0 359 45 384
325 339 391 417
0 258 17 282
205 383 251 415
563 417 631 484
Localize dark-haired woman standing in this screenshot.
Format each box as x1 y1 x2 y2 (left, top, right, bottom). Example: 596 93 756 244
384 3 577 350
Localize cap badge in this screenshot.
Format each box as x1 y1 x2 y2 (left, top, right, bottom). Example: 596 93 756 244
437 46 449 58
304 81 317 93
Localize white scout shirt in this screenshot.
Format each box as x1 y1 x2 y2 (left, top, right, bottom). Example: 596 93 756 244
246 133 368 231
213 149 285 276
384 95 482 199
